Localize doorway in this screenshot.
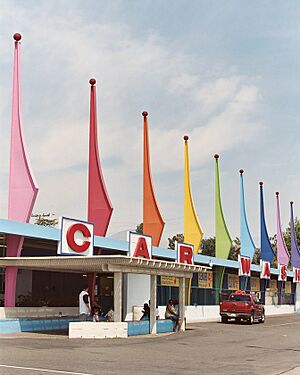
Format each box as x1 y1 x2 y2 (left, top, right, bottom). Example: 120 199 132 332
97 274 114 314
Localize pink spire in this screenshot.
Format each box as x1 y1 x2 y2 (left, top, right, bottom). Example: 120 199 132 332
276 192 290 266
87 79 113 303
87 78 113 236
5 34 39 306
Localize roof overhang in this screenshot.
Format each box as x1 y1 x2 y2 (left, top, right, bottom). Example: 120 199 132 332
0 255 210 278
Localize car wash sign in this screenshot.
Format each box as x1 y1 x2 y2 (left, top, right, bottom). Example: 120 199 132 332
129 232 152 259
239 255 251 276
176 242 194 264
260 260 271 279
278 264 288 282
294 268 300 283
57 217 94 256
128 232 195 265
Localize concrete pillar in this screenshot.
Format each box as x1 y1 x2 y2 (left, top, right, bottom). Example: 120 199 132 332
114 272 122 322
179 277 186 331
150 275 157 334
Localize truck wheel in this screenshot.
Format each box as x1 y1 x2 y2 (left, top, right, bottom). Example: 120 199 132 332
259 313 265 323
248 313 255 325
221 316 228 323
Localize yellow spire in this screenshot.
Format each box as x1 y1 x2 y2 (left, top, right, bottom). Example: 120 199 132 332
183 136 203 254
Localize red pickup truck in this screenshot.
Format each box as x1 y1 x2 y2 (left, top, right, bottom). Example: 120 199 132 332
220 291 265 324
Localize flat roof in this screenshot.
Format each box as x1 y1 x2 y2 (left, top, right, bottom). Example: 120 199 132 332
0 255 210 277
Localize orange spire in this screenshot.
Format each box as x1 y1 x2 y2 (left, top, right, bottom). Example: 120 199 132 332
142 111 164 246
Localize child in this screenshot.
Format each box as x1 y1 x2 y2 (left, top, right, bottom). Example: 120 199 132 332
92 307 100 322
105 307 114 322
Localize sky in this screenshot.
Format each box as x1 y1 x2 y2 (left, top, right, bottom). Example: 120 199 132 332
0 0 299 247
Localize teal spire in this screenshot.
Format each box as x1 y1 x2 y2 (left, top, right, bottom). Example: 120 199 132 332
240 170 256 260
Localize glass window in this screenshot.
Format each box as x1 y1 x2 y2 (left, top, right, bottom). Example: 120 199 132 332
229 294 251 302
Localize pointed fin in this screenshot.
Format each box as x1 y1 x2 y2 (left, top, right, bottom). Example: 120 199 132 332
87 79 113 236
5 34 38 307
276 192 290 266
142 112 164 246
290 202 300 268
240 170 256 260
183 136 203 254
215 155 232 259
259 182 274 263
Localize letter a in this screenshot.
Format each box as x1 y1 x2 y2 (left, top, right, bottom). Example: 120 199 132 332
261 261 271 279
133 237 150 259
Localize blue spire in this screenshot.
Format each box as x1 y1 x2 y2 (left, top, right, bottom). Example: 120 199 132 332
259 182 275 263
240 170 256 260
290 201 300 268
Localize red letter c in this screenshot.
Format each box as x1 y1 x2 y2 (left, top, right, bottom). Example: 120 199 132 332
66 223 91 253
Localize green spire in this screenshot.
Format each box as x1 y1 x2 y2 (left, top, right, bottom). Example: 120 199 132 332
215 155 232 259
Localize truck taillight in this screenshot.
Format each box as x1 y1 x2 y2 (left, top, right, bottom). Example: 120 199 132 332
220 302 222 305
245 303 249 307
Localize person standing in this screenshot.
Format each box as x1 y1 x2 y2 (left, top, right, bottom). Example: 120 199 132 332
79 285 91 321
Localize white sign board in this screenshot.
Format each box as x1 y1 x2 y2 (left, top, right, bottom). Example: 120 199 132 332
176 242 194 264
260 260 271 279
238 255 251 276
278 264 287 281
128 232 152 259
293 267 300 283
58 217 94 256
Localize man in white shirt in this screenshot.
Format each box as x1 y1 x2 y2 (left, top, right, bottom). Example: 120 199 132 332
79 285 91 321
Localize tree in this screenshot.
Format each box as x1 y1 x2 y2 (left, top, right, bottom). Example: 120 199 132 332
252 248 261 265
200 237 215 257
200 236 241 260
32 213 58 227
228 237 241 261
284 216 300 249
269 234 278 268
168 234 184 250
136 223 143 234
250 235 278 267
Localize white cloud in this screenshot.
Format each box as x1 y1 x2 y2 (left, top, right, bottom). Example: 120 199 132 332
194 76 243 112
150 77 260 173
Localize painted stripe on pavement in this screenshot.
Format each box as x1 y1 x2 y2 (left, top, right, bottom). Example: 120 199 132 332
0 364 94 375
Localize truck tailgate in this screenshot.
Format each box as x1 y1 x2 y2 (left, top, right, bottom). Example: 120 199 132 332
220 301 250 313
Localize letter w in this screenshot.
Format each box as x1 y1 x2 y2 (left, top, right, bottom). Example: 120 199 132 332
241 257 251 275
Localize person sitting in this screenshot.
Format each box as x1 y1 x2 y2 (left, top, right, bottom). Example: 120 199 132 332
92 306 101 322
105 307 114 322
165 299 181 332
140 303 150 321
156 305 160 320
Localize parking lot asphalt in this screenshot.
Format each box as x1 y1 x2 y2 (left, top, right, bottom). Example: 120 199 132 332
0 314 300 375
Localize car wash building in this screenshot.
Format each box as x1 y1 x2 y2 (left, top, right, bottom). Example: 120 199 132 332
0 34 299 334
